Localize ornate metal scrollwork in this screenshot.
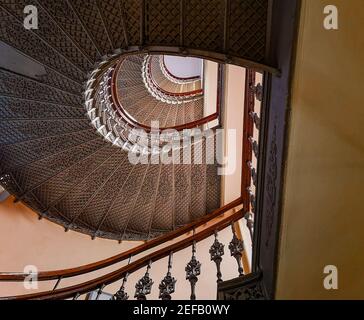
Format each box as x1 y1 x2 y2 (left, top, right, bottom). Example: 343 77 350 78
247 161 257 187
159 252 177 300
185 240 201 300
228 223 245 277
113 273 129 300
134 261 154 300
244 212 254 241
248 136 259 158
217 272 266 300
247 188 256 214
250 83 263 102
209 230 224 283
249 111 261 130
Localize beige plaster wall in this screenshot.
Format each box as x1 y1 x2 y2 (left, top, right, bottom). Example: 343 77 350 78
0 197 140 296
221 64 245 204
203 60 218 115
0 197 244 299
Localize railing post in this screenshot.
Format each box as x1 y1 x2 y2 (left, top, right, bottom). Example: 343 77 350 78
185 236 201 300
114 273 129 300
52 276 62 291
134 260 153 300
159 252 177 300
114 256 132 300
95 284 105 300
244 212 254 242
229 223 245 277
209 230 225 283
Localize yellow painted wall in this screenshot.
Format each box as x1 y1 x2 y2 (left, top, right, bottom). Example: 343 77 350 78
276 0 364 299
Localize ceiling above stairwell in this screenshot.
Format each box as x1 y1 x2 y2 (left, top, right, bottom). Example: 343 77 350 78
163 56 203 79
0 0 272 241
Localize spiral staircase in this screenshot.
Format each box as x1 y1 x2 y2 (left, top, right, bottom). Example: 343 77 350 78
0 0 299 300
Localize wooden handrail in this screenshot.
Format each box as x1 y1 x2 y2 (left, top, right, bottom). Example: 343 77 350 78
0 198 242 282
2 207 245 300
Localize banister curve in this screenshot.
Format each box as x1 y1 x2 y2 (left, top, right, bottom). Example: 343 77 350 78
1 205 244 300
0 198 242 283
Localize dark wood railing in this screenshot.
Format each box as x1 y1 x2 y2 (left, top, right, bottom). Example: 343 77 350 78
1 205 245 300
0 199 242 282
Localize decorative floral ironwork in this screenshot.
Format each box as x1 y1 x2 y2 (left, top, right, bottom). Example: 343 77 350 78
223 282 265 300
248 136 259 158
248 188 256 214
134 261 154 300
217 271 267 300
247 161 257 187
185 241 201 300
209 231 224 283
229 224 245 277
249 111 261 130
251 83 263 102
159 253 177 300
113 273 129 300
244 212 254 241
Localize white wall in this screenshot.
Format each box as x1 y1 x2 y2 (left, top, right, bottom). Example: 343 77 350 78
221 65 245 203
164 56 202 78
203 60 219 125
220 65 253 269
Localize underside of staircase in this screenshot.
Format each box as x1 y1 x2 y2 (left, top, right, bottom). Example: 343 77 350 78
0 0 269 240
